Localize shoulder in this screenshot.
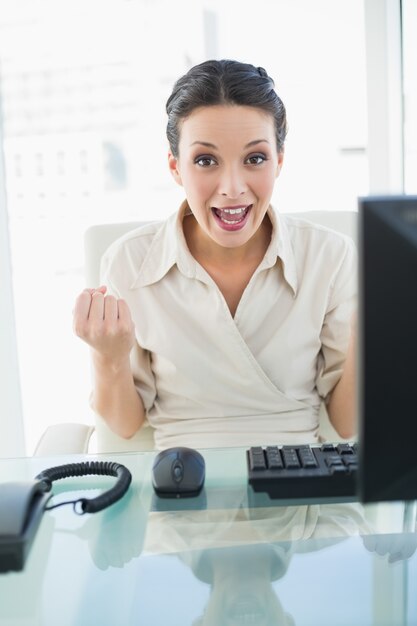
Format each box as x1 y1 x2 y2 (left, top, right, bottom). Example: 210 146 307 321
277 213 357 297
103 221 162 269
100 220 166 292
282 213 357 260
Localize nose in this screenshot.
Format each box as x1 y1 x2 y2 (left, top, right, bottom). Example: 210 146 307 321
218 164 247 198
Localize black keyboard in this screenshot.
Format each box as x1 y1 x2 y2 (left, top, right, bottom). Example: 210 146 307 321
247 443 358 500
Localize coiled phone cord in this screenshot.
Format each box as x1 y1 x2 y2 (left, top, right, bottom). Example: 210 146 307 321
35 461 132 514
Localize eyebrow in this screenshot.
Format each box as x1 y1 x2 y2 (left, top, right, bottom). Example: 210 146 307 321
190 139 270 149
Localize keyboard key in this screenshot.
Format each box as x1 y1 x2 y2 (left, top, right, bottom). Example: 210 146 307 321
329 464 348 474
298 447 318 468
343 456 358 466
346 463 358 472
300 450 318 467
325 455 344 467
265 447 283 469
337 443 355 455
249 447 267 471
282 448 301 469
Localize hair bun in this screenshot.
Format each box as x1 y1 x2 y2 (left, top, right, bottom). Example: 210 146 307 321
257 66 275 87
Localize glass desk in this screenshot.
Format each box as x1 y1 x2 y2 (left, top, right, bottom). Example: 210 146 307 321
1 448 417 626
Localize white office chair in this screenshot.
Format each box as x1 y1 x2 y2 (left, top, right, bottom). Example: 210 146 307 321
34 210 357 456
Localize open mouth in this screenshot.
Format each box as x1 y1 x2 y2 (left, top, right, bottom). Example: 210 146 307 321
211 204 252 230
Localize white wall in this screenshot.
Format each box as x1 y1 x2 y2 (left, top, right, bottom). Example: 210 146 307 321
364 0 404 193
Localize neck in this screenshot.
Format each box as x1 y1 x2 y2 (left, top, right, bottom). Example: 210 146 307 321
184 214 272 267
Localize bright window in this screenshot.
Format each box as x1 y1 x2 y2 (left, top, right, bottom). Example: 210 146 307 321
0 0 368 453
402 0 417 193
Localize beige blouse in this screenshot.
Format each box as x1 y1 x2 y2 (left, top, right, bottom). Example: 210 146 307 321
101 201 356 450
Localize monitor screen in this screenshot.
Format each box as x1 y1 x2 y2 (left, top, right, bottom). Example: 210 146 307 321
358 195 417 502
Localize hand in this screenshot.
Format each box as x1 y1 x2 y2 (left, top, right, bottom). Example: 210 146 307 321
362 532 417 563
73 286 136 365
78 484 148 570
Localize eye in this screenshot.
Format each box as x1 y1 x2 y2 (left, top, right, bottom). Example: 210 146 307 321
194 155 217 167
245 153 268 165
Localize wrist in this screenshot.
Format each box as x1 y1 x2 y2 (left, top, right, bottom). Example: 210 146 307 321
91 349 131 376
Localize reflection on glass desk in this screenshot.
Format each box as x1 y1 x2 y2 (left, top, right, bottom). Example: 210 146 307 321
1 447 417 626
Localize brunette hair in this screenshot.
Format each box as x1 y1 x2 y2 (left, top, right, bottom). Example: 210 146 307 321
166 59 287 157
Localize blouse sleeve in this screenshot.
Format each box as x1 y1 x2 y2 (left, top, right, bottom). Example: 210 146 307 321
315 237 357 401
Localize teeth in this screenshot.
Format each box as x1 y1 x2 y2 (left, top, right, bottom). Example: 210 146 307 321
213 204 251 225
223 207 245 215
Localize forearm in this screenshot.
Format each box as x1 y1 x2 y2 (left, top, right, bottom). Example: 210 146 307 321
91 351 146 439
326 332 357 440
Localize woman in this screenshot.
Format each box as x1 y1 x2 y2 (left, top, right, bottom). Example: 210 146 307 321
73 59 357 450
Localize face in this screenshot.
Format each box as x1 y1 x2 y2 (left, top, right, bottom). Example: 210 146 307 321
168 105 284 250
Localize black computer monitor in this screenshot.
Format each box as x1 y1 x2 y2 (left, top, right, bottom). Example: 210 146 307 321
358 195 417 502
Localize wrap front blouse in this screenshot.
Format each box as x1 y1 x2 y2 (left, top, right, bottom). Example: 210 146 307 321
101 202 356 450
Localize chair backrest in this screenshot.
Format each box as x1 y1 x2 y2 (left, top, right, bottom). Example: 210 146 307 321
84 221 155 452
85 210 357 451
292 210 357 243
84 221 152 288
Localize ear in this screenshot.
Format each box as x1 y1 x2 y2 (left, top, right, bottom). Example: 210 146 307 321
275 150 284 178
168 151 183 186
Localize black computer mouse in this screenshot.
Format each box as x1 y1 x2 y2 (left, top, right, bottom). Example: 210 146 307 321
151 447 205 498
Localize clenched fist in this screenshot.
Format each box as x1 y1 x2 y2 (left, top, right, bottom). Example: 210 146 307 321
73 286 135 365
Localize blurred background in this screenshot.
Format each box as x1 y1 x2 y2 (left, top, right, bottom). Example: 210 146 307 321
0 0 416 455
